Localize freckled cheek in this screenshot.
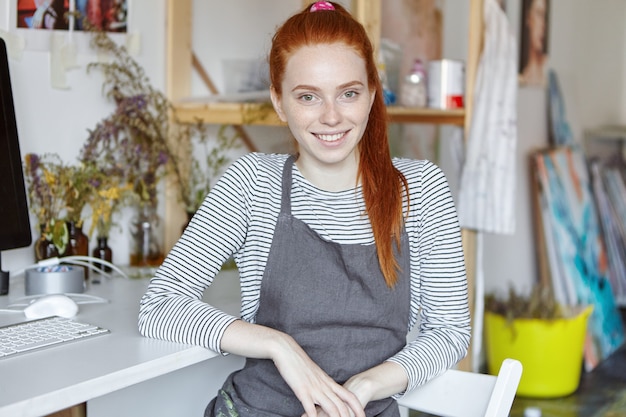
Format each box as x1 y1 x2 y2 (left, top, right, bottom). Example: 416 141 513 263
285 106 320 128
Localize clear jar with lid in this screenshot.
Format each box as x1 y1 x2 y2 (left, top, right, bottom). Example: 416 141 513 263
400 59 427 107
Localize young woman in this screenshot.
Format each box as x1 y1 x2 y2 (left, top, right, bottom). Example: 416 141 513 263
138 2 470 416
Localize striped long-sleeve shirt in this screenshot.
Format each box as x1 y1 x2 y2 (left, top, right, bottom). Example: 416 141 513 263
138 152 470 395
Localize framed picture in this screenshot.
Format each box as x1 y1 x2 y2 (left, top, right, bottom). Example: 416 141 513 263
16 0 127 32
531 145 625 371
519 0 550 87
6 0 128 52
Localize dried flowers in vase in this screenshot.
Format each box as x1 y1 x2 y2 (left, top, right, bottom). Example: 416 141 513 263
23 153 69 257
58 162 101 226
80 28 244 252
57 161 102 264
88 173 132 240
79 28 206 213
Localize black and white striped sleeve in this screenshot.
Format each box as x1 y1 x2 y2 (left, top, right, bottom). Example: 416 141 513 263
137 153 263 354
388 159 471 395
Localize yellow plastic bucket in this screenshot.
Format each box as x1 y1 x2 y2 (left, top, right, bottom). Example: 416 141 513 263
484 305 592 398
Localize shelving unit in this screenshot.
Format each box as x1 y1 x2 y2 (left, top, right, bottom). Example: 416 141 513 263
164 0 484 371
585 125 626 161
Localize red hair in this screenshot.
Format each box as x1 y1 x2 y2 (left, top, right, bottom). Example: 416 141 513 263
269 2 409 287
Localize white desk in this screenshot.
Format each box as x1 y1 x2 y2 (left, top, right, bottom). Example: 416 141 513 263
0 269 245 417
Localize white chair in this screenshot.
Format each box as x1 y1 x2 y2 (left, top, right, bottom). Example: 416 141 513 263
397 358 523 417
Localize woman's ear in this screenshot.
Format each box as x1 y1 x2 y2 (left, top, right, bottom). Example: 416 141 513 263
270 85 287 123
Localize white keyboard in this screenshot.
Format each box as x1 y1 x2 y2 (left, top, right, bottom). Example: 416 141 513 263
0 316 110 359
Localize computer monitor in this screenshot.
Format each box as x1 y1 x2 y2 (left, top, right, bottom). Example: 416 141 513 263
0 37 32 295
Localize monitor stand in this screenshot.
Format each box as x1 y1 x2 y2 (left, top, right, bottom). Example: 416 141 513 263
1 254 9 295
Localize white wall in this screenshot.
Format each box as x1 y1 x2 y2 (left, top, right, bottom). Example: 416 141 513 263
0 0 167 275
1 0 624 298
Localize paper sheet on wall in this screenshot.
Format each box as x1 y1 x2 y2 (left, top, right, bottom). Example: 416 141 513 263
0 30 25 61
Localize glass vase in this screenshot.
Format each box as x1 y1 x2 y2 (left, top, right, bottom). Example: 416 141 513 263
92 236 113 273
34 224 59 262
64 220 90 280
129 203 165 268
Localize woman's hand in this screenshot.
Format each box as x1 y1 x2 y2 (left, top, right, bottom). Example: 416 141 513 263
310 361 410 416
220 320 365 417
272 336 363 417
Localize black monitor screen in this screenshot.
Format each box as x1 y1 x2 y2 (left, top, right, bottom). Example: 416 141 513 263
0 37 32 251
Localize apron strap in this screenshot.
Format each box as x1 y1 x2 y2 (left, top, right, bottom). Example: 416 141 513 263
280 155 297 216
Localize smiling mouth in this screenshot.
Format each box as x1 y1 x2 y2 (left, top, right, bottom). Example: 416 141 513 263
315 132 346 142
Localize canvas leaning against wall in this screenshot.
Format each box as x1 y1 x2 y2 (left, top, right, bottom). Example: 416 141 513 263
531 145 625 371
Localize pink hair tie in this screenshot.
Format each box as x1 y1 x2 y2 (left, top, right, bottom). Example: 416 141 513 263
310 1 335 12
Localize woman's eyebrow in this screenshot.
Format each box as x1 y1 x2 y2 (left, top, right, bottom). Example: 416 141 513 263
291 80 365 92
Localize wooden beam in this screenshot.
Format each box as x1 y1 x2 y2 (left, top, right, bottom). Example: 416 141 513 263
164 0 193 252
456 0 484 373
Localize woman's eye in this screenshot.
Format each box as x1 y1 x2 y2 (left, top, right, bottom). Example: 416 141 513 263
344 90 358 99
300 94 314 102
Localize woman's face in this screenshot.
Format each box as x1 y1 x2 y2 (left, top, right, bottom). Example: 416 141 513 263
271 42 375 174
527 0 547 54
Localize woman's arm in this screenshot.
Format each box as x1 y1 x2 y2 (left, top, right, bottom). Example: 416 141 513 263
138 155 256 351
389 160 471 394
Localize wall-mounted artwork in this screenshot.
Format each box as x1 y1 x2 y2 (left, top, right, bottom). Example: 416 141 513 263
16 0 127 32
519 0 549 87
531 145 625 371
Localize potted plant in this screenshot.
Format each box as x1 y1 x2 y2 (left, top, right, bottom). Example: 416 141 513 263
79 28 211 267
484 284 592 398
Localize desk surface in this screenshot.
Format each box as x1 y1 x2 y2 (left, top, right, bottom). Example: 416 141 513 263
0 269 241 417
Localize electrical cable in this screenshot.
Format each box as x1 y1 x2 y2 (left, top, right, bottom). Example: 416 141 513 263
7 293 109 309
10 256 130 281
0 309 24 314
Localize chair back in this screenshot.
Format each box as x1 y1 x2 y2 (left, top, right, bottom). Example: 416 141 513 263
397 358 523 417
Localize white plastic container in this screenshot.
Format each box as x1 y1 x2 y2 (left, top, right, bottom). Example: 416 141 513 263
428 59 465 109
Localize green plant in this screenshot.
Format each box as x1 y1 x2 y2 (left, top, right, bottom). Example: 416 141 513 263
184 125 239 213
485 284 568 322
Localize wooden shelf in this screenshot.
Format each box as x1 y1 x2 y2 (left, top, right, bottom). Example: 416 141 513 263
387 106 465 126
173 101 465 127
173 101 284 126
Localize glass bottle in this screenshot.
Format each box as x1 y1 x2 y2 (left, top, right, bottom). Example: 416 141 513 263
129 203 165 268
64 220 90 280
92 236 113 273
400 59 428 107
34 223 59 262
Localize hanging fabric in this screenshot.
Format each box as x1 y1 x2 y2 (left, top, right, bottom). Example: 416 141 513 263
458 0 518 235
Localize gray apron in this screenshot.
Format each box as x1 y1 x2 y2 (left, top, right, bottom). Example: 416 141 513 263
206 156 411 417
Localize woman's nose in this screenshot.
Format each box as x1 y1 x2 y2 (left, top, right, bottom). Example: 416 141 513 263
319 101 341 125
